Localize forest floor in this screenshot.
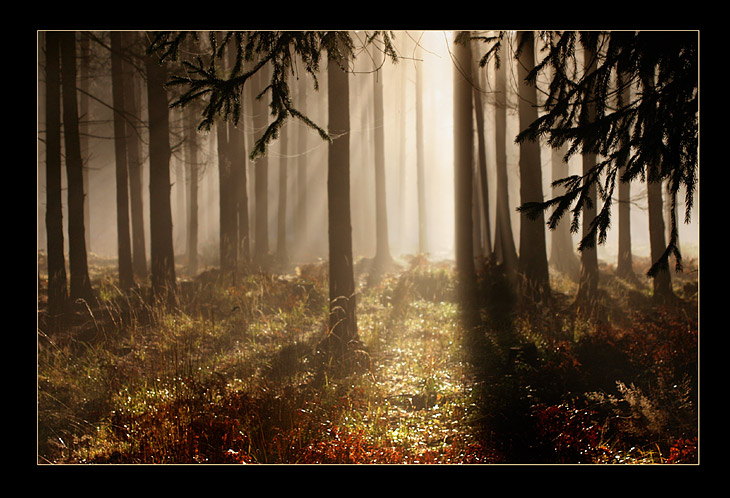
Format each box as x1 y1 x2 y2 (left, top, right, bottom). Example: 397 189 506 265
36 251 699 465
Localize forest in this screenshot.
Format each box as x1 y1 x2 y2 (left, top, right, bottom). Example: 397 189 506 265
37 30 699 465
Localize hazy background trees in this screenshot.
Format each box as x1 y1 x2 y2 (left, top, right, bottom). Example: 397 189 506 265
39 30 698 325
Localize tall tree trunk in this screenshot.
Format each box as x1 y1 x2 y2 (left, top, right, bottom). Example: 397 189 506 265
549 145 580 279
45 31 68 316
145 46 177 306
110 31 134 290
184 101 200 275
323 44 358 365
123 32 148 279
517 31 550 302
642 73 675 302
234 115 250 268
217 119 238 275
296 74 309 260
372 46 393 272
473 74 492 259
616 76 634 280
493 36 518 278
453 32 477 300
276 121 289 264
60 31 94 303
252 68 270 266
575 44 600 306
79 33 91 253
415 42 427 255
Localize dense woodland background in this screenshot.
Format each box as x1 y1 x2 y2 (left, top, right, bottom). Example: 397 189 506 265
37 30 699 465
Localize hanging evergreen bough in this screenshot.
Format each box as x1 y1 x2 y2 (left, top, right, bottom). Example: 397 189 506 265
147 30 397 161
469 30 698 277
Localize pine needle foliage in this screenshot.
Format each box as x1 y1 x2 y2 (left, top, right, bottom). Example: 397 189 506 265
471 30 698 277
148 30 397 161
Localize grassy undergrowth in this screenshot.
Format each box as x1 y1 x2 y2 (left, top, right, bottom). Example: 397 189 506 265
37 253 698 464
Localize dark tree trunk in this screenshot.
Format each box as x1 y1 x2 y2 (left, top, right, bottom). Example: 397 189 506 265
493 37 518 278
225 45 249 269
79 33 91 252
648 180 674 301
44 31 68 316
217 119 238 275
234 118 250 268
184 101 200 275
575 44 600 307
60 31 94 303
145 46 177 306
110 31 135 290
453 32 477 300
517 31 550 302
323 46 358 364
372 47 393 272
473 87 491 259
253 69 270 266
296 75 309 260
616 77 634 280
122 32 148 279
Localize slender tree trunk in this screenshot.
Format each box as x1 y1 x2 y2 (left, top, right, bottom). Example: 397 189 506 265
453 32 477 300
217 119 238 275
517 31 550 302
296 75 309 260
643 70 675 302
45 31 68 316
323 44 358 365
234 115 250 268
276 121 289 264
648 180 674 301
616 76 634 280
79 33 91 253
110 31 134 290
550 145 580 279
372 47 393 272
473 78 492 259
123 32 148 279
145 46 177 306
397 50 407 253
184 101 200 275
253 68 270 265
493 37 518 277
575 45 600 306
415 42 427 255
60 31 94 303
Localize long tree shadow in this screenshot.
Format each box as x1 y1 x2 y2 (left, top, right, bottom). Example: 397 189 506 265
457 259 554 463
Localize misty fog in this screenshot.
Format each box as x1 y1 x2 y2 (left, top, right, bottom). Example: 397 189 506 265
36 30 699 272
